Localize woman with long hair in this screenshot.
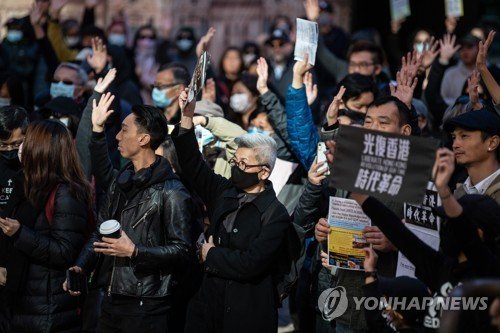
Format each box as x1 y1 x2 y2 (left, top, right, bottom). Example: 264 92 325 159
0 120 93 332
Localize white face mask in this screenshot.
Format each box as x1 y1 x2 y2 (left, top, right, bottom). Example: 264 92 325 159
65 36 80 48
230 93 251 114
18 142 23 163
414 42 425 54
0 97 11 107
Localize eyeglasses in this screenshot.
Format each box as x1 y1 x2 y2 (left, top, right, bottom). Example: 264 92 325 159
151 82 180 90
0 139 23 151
348 61 375 69
229 158 268 171
52 79 76 85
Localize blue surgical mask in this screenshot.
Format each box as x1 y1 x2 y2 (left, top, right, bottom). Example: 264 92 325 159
6 30 23 43
108 33 126 47
248 126 271 136
152 87 174 108
0 97 11 107
414 42 425 54
195 125 215 146
176 39 194 51
50 82 75 99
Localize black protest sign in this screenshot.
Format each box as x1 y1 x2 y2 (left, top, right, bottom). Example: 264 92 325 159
331 126 440 203
404 187 441 231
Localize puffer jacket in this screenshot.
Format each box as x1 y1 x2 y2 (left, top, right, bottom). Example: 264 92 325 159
285 85 320 170
8 184 89 333
75 132 194 298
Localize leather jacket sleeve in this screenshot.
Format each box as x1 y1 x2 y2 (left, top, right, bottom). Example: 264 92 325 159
132 183 194 269
89 131 118 191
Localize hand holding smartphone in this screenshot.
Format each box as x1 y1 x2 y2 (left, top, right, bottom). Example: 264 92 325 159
317 142 330 175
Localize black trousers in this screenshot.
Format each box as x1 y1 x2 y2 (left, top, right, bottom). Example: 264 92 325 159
97 295 169 333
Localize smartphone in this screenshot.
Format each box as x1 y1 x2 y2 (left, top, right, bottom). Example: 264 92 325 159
317 142 330 175
66 270 88 294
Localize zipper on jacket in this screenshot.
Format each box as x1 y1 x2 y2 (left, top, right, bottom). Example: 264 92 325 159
132 204 157 229
108 256 117 296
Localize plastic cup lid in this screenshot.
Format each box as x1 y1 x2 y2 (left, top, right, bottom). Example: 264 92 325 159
99 220 121 234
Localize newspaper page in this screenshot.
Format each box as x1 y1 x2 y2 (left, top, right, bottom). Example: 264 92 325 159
328 197 371 270
294 18 318 66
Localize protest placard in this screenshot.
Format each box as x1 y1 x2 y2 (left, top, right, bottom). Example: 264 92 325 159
294 18 318 66
397 182 442 278
188 51 209 102
328 197 371 270
390 0 411 22
445 0 464 17
331 126 440 204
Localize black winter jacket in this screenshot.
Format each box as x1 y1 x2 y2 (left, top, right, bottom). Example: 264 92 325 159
8 184 89 333
172 126 291 333
75 132 194 298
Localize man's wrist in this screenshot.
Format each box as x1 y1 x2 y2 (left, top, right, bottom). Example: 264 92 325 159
438 57 450 66
180 116 194 129
292 74 304 89
258 87 269 95
92 124 105 133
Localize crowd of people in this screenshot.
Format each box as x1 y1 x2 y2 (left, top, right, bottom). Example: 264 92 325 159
0 0 499 332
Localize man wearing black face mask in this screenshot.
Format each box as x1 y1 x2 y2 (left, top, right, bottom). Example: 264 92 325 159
0 106 27 214
172 88 291 332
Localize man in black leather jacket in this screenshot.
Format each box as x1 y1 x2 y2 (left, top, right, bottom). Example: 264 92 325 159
69 94 195 333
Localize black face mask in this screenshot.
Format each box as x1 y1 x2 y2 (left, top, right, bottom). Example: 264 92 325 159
339 108 366 125
230 166 261 190
0 149 21 169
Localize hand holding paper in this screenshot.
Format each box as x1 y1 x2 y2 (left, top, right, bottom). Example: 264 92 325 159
294 18 318 66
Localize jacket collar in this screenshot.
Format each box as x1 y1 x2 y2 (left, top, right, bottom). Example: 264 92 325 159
223 180 277 213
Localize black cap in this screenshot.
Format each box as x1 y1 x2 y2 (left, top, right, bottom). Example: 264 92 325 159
443 109 500 136
460 34 481 47
41 97 80 117
265 29 290 45
377 276 430 325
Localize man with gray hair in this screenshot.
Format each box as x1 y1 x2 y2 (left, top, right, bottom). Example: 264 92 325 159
50 62 88 102
172 89 291 332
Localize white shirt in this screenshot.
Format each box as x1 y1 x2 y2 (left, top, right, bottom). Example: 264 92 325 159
440 61 472 106
462 169 500 195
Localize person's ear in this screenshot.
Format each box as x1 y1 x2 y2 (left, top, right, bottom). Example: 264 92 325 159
138 133 151 147
373 64 383 76
401 124 412 136
260 166 271 181
487 135 499 152
477 228 484 241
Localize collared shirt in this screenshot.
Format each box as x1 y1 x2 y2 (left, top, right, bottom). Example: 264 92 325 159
462 169 500 195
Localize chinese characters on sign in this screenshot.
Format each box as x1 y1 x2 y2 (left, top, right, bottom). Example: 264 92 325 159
331 126 439 203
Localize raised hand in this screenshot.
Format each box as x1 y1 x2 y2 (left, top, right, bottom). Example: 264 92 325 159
85 0 101 9
196 27 216 58
92 92 115 132
477 30 496 71
49 0 69 20
326 86 346 126
30 1 44 26
363 226 396 252
94 68 117 94
308 157 328 185
292 53 314 89
432 148 455 194
390 68 418 109
304 72 318 106
256 57 269 95
401 50 423 78
303 0 320 22
439 34 460 64
420 36 440 70
201 78 216 102
467 70 482 110
87 37 108 74
180 88 196 118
